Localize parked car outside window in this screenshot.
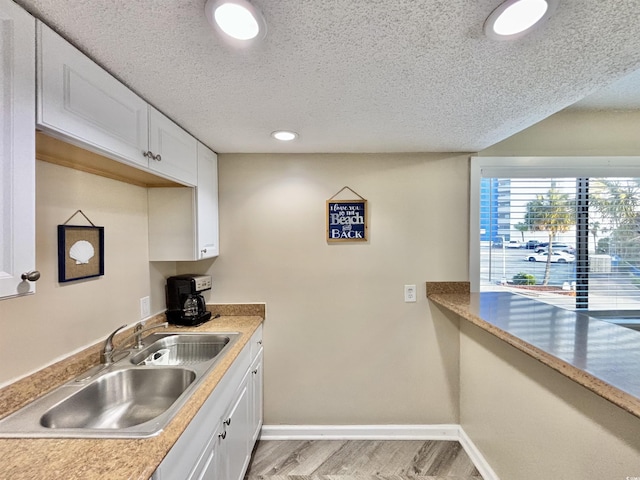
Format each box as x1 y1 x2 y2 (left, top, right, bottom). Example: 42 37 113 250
525 251 576 263
505 240 523 248
535 242 575 254
525 240 540 249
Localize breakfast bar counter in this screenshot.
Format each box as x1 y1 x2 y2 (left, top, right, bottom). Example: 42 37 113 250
426 282 640 419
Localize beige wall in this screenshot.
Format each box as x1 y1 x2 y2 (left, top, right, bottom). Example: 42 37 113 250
481 110 640 156
0 161 172 386
459 320 640 479
209 152 469 424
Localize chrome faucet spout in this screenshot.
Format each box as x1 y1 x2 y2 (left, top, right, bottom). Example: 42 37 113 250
101 324 127 364
132 321 169 349
100 322 169 364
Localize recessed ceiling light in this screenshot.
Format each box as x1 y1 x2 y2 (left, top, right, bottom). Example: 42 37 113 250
204 0 266 42
271 131 298 141
484 0 557 40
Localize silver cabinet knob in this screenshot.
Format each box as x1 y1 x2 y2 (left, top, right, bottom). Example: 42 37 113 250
21 271 40 282
154 154 162 162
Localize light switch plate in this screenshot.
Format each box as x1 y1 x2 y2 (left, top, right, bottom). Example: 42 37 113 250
404 285 417 302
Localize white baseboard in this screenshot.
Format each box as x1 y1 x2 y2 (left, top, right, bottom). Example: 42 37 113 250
260 424 459 440
260 424 499 480
458 426 500 480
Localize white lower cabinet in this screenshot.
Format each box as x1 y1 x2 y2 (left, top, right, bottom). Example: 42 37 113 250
153 326 263 480
249 349 264 444
189 422 224 480
218 382 251 480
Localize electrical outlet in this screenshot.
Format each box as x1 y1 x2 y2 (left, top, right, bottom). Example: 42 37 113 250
404 284 417 303
140 296 151 319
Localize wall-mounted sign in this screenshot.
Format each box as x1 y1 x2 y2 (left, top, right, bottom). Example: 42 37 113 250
57 210 105 283
326 187 368 242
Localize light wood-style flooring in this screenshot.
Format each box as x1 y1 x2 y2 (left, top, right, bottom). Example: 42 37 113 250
244 440 483 480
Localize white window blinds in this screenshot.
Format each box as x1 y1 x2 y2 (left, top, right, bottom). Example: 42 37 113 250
474 158 640 312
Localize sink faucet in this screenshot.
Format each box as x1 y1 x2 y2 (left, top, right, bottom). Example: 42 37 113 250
101 324 128 364
101 322 169 364
132 321 169 349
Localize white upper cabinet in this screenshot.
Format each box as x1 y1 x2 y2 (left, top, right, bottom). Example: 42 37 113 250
37 22 148 169
148 142 219 261
0 0 37 299
37 22 197 186
196 143 219 258
149 107 197 187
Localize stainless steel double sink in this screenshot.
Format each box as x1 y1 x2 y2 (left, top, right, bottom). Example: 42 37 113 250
0 331 240 438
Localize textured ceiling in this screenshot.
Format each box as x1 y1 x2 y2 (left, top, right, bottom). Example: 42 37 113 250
14 0 640 153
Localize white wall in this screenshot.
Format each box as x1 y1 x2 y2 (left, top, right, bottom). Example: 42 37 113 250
209 152 469 424
0 161 172 386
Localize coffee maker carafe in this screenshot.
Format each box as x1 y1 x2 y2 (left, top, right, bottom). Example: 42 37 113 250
165 274 212 326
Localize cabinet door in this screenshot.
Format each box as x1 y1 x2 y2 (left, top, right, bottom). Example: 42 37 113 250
196 143 219 259
249 349 264 443
148 187 197 261
220 382 251 480
36 22 149 168
0 0 36 298
148 107 197 186
195 435 221 480
188 423 223 480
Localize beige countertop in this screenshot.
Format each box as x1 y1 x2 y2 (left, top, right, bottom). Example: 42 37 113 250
0 304 264 480
426 282 640 419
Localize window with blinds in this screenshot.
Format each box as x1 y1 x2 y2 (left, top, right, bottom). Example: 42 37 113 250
472 158 640 312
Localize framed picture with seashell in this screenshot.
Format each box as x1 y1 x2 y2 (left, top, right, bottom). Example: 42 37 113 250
57 225 104 283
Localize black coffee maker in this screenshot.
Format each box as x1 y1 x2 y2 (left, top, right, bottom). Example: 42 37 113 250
165 274 212 326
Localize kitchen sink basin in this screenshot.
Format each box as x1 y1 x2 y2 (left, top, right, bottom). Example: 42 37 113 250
40 368 196 429
0 331 240 438
130 333 232 366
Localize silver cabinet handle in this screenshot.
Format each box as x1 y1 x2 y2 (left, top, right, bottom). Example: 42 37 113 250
219 430 226 439
201 248 207 255
21 271 40 282
225 418 231 426
143 151 162 161
257 340 263 345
